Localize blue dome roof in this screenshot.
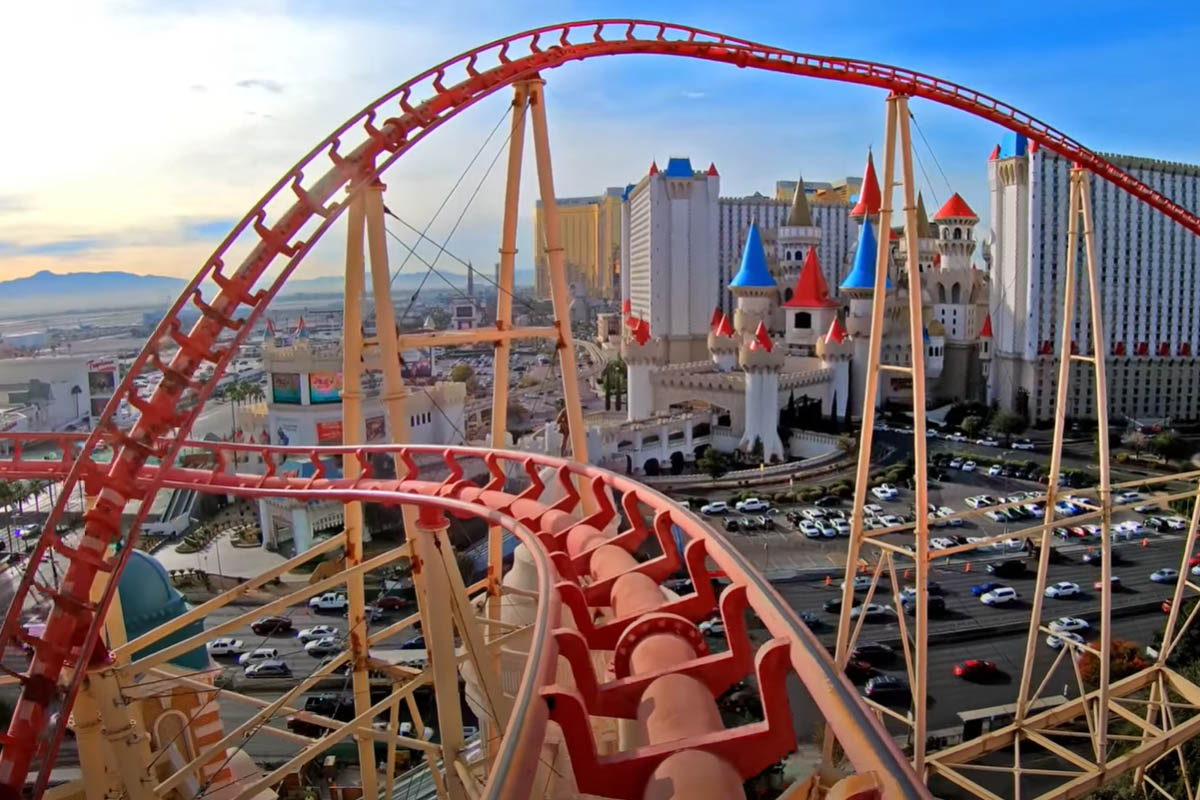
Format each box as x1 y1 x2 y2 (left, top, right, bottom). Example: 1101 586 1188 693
120 550 209 671
840 219 892 292
999 132 1028 159
664 157 695 178
729 223 776 289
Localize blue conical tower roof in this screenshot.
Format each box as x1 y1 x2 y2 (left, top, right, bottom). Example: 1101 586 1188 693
840 218 893 292
729 222 776 289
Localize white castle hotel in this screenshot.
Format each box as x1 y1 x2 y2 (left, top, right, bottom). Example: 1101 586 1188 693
573 153 993 474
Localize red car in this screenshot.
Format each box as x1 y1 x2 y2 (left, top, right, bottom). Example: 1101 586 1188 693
844 660 875 682
374 595 410 611
1189 553 1200 568
1094 576 1121 591
953 659 998 679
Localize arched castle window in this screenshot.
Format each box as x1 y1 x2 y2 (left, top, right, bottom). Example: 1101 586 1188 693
785 250 792 261
951 283 962 304
153 709 195 763
793 311 811 329
937 285 947 303
953 227 962 240
784 288 794 303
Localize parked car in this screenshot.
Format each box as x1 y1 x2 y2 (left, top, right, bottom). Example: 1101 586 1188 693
799 522 820 538
206 638 246 657
238 647 280 666
981 586 1018 606
700 501 729 515
298 625 340 644
1011 440 1036 450
723 518 740 533
309 592 350 612
864 675 911 704
953 659 998 679
988 464 1003 477
374 595 410 611
871 484 899 501
843 576 874 592
250 616 293 635
961 460 978 472
814 495 841 507
245 659 292 678
735 498 770 512
844 660 875 681
1044 581 1081 599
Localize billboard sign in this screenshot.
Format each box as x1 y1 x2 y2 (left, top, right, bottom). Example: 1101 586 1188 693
316 420 343 444
272 372 302 404
308 371 343 404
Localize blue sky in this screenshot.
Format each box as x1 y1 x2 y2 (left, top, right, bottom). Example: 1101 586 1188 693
2 0 1198 283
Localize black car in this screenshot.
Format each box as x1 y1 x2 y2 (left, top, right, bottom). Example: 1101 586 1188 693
815 495 841 507
844 659 874 681
799 611 822 629
902 596 946 615
823 596 862 613
1083 551 1123 565
987 559 1028 578
851 642 894 665
305 693 355 720
865 675 911 704
723 518 739 532
250 616 293 635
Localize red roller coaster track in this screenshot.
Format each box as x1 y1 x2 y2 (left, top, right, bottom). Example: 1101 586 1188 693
1 18 1198 799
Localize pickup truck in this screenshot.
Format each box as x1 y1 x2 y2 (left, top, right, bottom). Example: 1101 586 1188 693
308 592 350 612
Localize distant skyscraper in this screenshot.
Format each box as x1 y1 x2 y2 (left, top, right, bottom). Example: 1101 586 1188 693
532 187 623 299
988 134 1200 423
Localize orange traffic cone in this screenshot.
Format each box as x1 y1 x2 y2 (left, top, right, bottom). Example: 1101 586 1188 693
1142 538 1150 548
903 569 911 579
964 561 972 573
825 575 832 586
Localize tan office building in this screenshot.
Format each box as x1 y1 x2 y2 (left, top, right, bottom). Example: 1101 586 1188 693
533 187 624 299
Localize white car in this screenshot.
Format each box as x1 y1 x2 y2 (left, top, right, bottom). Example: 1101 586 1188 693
1151 568 1179 584
1122 520 1147 536
1011 440 1036 450
1082 524 1103 537
978 437 1000 447
701 501 729 515
949 458 964 469
938 507 962 526
698 619 726 636
1191 565 1200 577
1049 616 1089 632
802 508 826 521
864 503 885 515
735 498 770 512
298 625 340 643
206 638 246 657
843 576 874 592
1046 631 1085 649
966 496 988 509
309 592 350 611
931 537 956 550
871 484 899 501
981 587 1018 606
929 511 947 528
879 514 903 527
1024 504 1044 517
304 637 342 657
833 519 851 535
238 647 280 666
849 603 890 620
1165 517 1189 531
947 433 968 443
961 461 977 472
985 510 1009 523
1004 538 1026 551
1044 581 1081 598
799 522 820 538
820 524 839 539
1117 491 1142 504
988 465 1003 477
1134 504 1161 515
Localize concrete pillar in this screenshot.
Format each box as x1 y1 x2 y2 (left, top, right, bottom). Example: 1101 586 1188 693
256 498 272 549
291 505 313 552
627 362 653 421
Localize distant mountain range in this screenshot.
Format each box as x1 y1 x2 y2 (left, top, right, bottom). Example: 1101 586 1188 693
0 268 536 317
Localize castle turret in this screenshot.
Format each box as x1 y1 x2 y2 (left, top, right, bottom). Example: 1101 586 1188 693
783 248 838 353
776 174 821 286
816 316 853 418
707 308 737 371
933 192 979 272
979 312 993 381
849 151 881 223
729 222 785 462
840 218 892 416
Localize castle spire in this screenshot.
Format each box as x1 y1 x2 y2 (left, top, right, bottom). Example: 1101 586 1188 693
783 248 837 308
786 175 813 226
850 150 881 220
916 192 934 239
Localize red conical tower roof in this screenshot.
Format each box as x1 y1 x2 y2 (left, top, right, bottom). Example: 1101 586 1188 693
933 192 978 221
715 312 734 338
825 316 847 344
979 313 993 338
649 160 659 176
783 248 838 308
850 151 881 219
707 162 719 176
988 144 1001 161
